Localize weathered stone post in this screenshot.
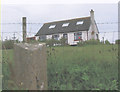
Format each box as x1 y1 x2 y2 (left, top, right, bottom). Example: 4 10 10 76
13 43 47 90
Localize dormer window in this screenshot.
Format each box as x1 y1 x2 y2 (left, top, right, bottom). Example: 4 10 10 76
49 25 56 29
76 21 83 25
62 23 69 27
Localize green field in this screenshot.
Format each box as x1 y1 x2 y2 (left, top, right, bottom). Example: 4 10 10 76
2 44 118 90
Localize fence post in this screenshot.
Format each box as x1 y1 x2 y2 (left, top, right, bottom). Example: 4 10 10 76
12 43 47 90
22 17 27 43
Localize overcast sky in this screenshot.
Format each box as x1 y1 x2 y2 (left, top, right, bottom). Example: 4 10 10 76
1 0 119 42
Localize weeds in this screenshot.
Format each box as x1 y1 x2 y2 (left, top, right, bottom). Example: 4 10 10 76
2 45 118 90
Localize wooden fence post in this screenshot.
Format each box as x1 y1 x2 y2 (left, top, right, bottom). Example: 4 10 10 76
22 17 27 43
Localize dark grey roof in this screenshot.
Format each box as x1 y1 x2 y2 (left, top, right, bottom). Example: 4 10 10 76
35 17 91 36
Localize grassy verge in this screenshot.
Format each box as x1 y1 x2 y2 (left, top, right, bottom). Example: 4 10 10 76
2 44 118 90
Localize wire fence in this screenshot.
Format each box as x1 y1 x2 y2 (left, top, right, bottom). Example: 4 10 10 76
2 22 119 90
1 22 119 43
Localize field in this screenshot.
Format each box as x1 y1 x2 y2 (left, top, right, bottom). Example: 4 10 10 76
2 44 118 90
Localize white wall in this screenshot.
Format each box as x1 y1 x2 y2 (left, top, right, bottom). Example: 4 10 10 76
46 35 52 39
58 33 63 40
88 23 99 40
46 34 63 40
45 31 88 45
68 32 86 45
82 31 88 41
35 36 39 40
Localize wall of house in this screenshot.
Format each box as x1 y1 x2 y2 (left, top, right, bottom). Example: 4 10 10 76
58 34 63 40
38 31 88 45
46 34 63 40
67 31 88 45
88 23 99 40
82 31 88 41
35 36 39 40
46 35 52 39
68 32 77 45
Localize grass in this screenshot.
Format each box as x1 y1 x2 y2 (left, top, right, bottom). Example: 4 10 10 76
2 44 118 90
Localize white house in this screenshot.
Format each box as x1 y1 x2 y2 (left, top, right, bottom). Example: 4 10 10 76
35 9 99 45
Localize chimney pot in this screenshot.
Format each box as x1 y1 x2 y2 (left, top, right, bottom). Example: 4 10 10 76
90 9 94 12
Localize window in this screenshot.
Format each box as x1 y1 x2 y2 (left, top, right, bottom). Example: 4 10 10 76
49 25 56 29
52 34 59 40
76 21 83 25
74 32 82 41
63 34 67 39
62 23 69 27
39 35 46 41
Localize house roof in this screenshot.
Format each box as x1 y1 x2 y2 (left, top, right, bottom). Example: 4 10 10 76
35 16 91 36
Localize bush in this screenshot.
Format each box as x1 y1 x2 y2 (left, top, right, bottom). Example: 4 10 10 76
115 39 120 44
2 40 20 49
60 37 67 46
77 39 102 46
77 41 84 46
105 40 111 45
2 40 14 49
46 39 60 47
85 39 102 45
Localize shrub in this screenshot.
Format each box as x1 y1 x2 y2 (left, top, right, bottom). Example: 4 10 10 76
115 39 120 44
105 40 111 45
77 39 102 46
77 41 84 46
2 40 20 49
60 37 67 46
85 39 101 45
2 40 14 49
45 39 60 47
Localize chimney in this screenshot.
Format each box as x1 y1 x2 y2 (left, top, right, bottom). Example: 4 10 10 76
90 9 94 22
90 9 95 39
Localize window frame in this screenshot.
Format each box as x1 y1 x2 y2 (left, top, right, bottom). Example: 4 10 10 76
76 21 84 25
63 33 68 39
74 32 82 41
49 25 56 29
52 34 59 40
62 23 69 27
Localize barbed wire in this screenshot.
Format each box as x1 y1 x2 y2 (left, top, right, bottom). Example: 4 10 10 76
0 22 119 25
1 31 119 34
1 21 118 42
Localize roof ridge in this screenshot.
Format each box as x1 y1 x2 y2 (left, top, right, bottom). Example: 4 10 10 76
45 16 91 24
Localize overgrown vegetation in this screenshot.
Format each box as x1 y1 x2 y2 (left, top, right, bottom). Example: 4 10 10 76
77 39 102 46
77 39 112 46
39 38 67 46
2 40 20 49
2 44 118 90
115 39 120 44
47 45 118 90
105 40 111 45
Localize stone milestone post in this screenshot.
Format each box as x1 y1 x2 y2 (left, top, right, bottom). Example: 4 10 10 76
13 43 47 90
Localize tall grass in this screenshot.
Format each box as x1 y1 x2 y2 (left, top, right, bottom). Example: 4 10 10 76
2 45 118 90
47 45 118 90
